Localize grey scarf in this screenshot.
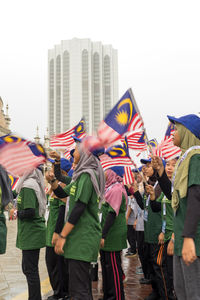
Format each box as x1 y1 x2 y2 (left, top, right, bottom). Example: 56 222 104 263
0 165 13 208
16 168 46 217
72 144 105 202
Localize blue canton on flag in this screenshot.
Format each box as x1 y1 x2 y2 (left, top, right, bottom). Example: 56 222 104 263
74 118 86 138
104 90 137 135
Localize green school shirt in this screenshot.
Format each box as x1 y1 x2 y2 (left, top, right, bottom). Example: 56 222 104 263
144 194 162 244
174 154 200 256
158 192 174 242
16 187 46 250
101 194 127 252
63 173 101 262
46 196 65 247
0 187 7 255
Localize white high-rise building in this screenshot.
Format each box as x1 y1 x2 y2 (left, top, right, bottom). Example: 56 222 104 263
48 38 118 135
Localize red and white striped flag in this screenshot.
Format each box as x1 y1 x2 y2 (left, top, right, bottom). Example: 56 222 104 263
50 128 75 148
50 118 86 149
0 142 46 177
123 166 134 185
123 130 147 151
157 139 181 161
99 154 133 171
63 144 75 160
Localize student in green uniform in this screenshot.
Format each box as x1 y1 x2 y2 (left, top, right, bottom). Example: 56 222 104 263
0 165 13 255
45 159 71 300
146 158 178 300
131 159 162 300
100 168 127 300
152 114 200 300
16 167 46 300
46 142 105 300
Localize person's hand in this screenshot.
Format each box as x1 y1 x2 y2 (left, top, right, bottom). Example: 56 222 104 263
126 216 129 224
145 185 155 200
54 236 65 255
100 238 105 248
49 151 60 161
151 156 164 177
133 181 138 193
158 232 165 245
52 232 59 246
9 208 15 220
182 237 197 266
133 220 137 230
167 239 174 256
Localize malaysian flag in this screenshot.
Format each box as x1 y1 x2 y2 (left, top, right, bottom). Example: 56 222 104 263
124 131 147 151
164 123 175 141
123 166 135 185
82 89 144 151
99 154 133 170
99 138 133 170
8 174 19 190
0 135 46 177
156 139 181 161
50 118 86 149
154 122 180 161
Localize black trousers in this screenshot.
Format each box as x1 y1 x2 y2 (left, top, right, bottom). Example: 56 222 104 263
143 242 160 295
22 249 42 300
150 242 175 300
127 225 136 253
45 246 69 298
68 259 93 300
100 250 125 300
136 231 147 276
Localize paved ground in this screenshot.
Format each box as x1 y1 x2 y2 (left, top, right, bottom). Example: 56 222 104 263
0 217 151 300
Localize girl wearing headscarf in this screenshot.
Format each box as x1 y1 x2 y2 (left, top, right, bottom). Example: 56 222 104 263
100 168 127 300
16 167 46 300
46 142 105 300
0 165 13 255
152 114 200 300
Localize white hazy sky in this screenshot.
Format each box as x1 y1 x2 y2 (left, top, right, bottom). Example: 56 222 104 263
0 0 200 142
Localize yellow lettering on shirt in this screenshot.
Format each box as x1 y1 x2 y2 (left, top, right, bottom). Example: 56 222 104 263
17 196 22 205
70 185 76 196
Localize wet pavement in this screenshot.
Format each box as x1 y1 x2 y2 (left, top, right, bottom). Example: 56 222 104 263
0 217 151 300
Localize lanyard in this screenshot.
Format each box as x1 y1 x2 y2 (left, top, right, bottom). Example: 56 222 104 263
162 196 167 233
171 146 200 193
143 181 158 222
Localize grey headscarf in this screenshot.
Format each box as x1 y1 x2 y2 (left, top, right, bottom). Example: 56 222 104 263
72 144 105 202
16 168 46 217
0 165 13 208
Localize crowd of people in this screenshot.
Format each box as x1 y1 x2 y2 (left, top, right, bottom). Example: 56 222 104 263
0 114 200 300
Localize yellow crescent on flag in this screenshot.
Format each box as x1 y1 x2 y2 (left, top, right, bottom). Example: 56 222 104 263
109 147 127 157
117 98 133 123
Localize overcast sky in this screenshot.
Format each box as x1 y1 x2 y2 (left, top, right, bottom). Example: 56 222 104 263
0 0 199 143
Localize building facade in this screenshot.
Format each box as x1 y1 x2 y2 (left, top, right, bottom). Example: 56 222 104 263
48 38 118 135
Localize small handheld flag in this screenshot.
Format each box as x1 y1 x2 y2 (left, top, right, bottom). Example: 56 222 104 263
50 118 86 148
83 89 144 151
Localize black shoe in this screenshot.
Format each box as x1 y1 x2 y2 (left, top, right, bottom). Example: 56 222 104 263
47 296 61 300
139 277 152 284
144 290 160 300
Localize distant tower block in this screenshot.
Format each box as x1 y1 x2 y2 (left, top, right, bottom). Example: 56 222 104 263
48 38 118 135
